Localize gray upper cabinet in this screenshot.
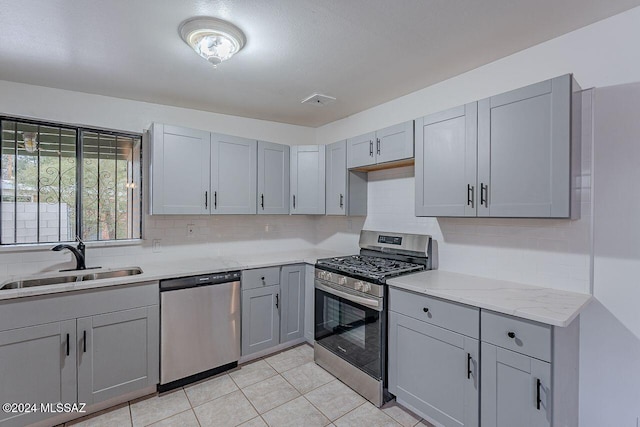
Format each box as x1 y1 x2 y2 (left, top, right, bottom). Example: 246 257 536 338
211 133 257 214
347 121 414 169
477 74 581 218
0 321 76 427
77 306 159 405
347 131 376 168
258 141 290 214
290 145 325 215
376 121 415 164
150 123 210 215
325 140 347 215
241 285 280 356
416 103 478 217
280 265 305 343
326 140 368 216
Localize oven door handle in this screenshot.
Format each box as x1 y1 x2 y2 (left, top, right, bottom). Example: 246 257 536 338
315 281 383 311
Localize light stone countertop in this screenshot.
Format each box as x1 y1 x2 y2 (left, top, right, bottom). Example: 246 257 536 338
0 248 347 301
387 270 592 327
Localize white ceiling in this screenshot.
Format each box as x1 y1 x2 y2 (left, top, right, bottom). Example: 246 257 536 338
1 0 639 127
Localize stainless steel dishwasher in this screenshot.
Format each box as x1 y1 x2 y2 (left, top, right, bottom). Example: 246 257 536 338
159 271 241 392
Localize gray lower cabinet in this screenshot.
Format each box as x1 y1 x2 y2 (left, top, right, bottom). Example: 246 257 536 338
211 133 257 214
280 265 305 343
415 103 478 217
481 343 551 427
77 306 159 405
0 282 159 427
0 321 76 427
241 285 280 355
258 141 290 214
480 310 579 427
290 145 325 215
477 74 581 218
325 140 368 216
241 265 306 356
388 311 479 427
150 123 211 215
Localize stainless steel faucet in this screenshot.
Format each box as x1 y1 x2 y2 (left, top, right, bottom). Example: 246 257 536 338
52 236 86 271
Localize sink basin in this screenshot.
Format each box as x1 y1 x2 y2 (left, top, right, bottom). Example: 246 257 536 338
81 268 143 281
1 275 82 289
1 267 143 290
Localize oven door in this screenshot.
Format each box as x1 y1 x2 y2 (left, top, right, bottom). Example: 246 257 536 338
314 280 384 380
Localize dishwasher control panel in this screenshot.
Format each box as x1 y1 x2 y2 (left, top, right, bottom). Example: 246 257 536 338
160 271 241 291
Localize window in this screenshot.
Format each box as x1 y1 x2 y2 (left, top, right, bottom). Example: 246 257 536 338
1 117 142 245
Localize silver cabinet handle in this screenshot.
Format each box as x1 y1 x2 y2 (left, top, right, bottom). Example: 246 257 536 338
369 140 373 156
376 138 380 155
467 184 474 208
205 191 208 209
214 191 217 209
293 194 296 209
339 194 344 209
261 194 264 209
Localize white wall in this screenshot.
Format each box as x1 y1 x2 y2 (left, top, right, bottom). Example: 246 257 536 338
0 80 314 145
316 7 640 426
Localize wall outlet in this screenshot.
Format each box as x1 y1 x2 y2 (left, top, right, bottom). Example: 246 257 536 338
152 239 161 253
187 224 195 237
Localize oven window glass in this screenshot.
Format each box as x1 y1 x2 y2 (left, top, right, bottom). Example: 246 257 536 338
314 287 383 379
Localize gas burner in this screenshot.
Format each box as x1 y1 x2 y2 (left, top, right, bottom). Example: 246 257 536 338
316 255 425 281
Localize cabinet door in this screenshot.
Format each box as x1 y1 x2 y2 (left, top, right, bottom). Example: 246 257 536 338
481 343 551 427
77 306 159 405
242 285 280 355
0 321 76 427
211 133 257 214
388 312 478 427
347 131 376 168
478 75 571 217
257 141 290 214
150 123 210 214
280 265 305 343
416 104 477 217
325 140 347 215
290 145 325 215
376 121 414 164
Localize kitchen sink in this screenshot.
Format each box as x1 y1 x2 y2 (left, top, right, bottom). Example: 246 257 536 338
80 268 143 281
0 267 143 290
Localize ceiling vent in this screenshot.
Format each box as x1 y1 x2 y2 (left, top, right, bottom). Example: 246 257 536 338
301 93 336 106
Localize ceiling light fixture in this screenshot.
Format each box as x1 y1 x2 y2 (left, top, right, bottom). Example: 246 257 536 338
21 131 38 153
179 17 246 67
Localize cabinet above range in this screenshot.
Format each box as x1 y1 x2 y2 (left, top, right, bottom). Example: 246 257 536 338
347 120 414 170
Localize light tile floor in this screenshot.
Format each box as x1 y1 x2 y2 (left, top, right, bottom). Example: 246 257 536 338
65 344 434 427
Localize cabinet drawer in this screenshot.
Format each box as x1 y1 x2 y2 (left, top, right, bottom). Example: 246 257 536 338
389 288 479 339
481 310 551 362
242 267 280 290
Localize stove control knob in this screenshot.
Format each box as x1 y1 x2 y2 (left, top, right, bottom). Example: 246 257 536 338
338 277 347 286
362 283 372 293
354 281 364 291
326 272 333 281
319 271 326 280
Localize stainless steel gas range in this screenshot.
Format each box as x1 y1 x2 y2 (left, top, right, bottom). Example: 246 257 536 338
314 230 432 407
